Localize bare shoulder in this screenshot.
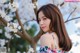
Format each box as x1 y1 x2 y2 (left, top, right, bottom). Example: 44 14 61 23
41 32 58 38
40 33 52 47
40 32 59 49
40 32 58 40
40 33 52 40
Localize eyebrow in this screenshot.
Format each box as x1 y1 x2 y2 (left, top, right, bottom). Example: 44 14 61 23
39 16 46 19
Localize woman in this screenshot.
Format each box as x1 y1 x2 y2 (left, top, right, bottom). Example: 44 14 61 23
36 4 72 53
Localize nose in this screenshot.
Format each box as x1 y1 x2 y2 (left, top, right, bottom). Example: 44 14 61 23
39 20 44 25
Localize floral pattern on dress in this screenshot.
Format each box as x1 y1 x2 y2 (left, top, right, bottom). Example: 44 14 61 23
39 46 66 53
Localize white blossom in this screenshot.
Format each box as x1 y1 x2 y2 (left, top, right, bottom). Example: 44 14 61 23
15 34 21 38
75 21 80 28
27 47 34 53
0 29 3 33
0 39 5 47
5 40 8 43
37 0 53 9
12 2 19 8
12 23 19 29
8 48 10 52
24 25 31 30
23 52 26 53
4 27 11 32
9 2 19 12
3 4 9 8
31 3 36 8
0 3 4 7
4 15 13 22
0 0 7 4
17 51 21 53
12 28 18 33
18 0 36 21
0 10 6 18
5 32 12 39
18 26 21 30
20 19 27 24
53 0 64 5
26 26 31 30
7 23 18 33
9 3 16 12
35 1 38 6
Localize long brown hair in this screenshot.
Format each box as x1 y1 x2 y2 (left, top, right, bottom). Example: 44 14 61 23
36 4 72 51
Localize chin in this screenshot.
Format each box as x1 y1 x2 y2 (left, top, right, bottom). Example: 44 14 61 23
43 30 48 33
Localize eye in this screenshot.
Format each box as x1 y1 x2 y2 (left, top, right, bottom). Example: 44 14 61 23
38 18 41 22
43 17 47 20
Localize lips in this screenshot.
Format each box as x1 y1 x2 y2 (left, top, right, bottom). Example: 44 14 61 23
41 26 46 29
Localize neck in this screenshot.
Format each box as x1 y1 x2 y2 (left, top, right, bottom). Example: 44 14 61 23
43 30 55 34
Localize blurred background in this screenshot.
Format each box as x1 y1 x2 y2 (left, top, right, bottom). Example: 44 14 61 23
0 0 80 53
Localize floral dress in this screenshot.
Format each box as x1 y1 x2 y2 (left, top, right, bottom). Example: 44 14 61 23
39 46 66 53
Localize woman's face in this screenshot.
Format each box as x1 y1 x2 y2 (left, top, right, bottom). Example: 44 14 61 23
38 11 51 32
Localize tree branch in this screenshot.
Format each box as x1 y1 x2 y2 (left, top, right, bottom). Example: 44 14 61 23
32 0 37 14
0 20 5 26
10 0 35 44
0 17 28 41
33 29 43 43
32 0 44 43
0 17 7 25
15 10 35 44
60 2 64 6
10 0 14 3
66 7 77 22
65 17 80 23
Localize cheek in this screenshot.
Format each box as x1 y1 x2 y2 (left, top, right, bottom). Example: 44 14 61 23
45 20 51 29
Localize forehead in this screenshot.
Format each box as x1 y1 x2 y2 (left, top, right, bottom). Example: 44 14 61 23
38 11 45 19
